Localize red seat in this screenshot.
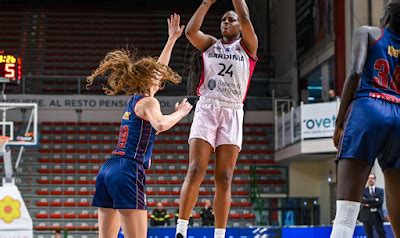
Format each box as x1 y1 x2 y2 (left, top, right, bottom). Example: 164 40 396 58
78 212 91 219
50 189 62 195
36 189 49 195
158 191 169 195
64 188 76 195
161 202 172 207
91 211 98 219
37 178 50 184
78 199 90 206
78 188 91 195
229 213 241 219
169 180 182 185
76 224 94 231
50 200 62 206
240 202 252 207
78 168 90 174
77 180 91 185
51 180 63 185
50 212 62 219
38 168 50 173
146 191 156 195
36 200 49 206
64 223 77 231
35 212 49 219
63 212 77 219
35 223 49 230
232 191 249 196
39 158 51 163
64 177 76 184
64 199 77 207
170 191 180 195
64 166 75 174
52 168 63 173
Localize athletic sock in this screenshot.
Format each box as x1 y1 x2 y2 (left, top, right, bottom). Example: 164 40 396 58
176 219 189 238
214 228 226 238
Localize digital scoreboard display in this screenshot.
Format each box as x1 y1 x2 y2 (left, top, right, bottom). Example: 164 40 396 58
0 51 22 84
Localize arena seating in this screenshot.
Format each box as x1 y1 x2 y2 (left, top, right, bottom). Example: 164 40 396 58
9 121 283 236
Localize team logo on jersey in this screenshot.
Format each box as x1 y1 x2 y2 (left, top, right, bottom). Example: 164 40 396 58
216 46 221 50
122 112 131 120
208 79 217 90
388 45 400 58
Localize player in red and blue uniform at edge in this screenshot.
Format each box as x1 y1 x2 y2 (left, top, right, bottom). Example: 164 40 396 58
88 14 192 238
331 1 400 237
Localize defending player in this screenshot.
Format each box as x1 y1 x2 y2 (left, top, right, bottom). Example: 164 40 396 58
331 2 400 237
89 14 192 238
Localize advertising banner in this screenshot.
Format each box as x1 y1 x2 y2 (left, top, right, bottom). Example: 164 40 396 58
301 101 337 139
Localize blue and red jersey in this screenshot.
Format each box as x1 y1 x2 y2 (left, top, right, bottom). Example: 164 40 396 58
356 27 400 103
111 95 156 169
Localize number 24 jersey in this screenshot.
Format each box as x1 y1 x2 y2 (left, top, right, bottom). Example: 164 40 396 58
197 39 257 104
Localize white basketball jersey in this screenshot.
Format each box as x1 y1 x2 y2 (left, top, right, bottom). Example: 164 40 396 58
197 39 257 104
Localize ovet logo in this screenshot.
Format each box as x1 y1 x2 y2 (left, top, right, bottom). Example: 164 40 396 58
303 115 337 129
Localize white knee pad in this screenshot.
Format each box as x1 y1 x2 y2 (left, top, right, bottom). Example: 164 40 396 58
330 200 361 238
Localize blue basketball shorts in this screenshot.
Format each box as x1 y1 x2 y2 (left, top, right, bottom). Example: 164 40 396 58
337 97 400 170
92 157 146 209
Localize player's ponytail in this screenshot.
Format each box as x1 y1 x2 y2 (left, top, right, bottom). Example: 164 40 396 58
87 50 181 96
187 50 203 95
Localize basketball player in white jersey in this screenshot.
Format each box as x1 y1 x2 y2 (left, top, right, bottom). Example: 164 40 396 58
176 1 258 238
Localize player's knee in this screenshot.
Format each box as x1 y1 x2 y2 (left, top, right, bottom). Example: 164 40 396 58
215 171 233 189
186 164 206 183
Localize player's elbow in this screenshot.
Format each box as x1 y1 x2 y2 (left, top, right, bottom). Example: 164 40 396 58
185 28 195 37
347 70 361 82
153 121 168 133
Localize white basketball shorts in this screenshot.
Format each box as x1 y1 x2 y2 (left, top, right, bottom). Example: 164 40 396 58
189 97 244 150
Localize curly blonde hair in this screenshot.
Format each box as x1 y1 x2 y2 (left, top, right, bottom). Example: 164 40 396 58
87 50 181 96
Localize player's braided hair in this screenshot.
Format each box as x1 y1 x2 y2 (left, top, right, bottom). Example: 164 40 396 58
86 50 181 96
186 50 203 96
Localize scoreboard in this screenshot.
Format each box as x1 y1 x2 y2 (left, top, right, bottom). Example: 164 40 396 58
0 51 22 84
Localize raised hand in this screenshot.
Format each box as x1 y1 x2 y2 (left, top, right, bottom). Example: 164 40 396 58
175 98 193 115
167 13 185 41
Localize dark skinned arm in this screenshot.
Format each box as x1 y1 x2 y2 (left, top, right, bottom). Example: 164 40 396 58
333 26 370 147
185 0 218 51
232 0 258 57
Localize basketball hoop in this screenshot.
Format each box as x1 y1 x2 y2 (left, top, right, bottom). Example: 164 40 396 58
0 136 10 153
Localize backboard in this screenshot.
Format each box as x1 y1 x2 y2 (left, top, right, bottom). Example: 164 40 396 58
0 103 38 146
